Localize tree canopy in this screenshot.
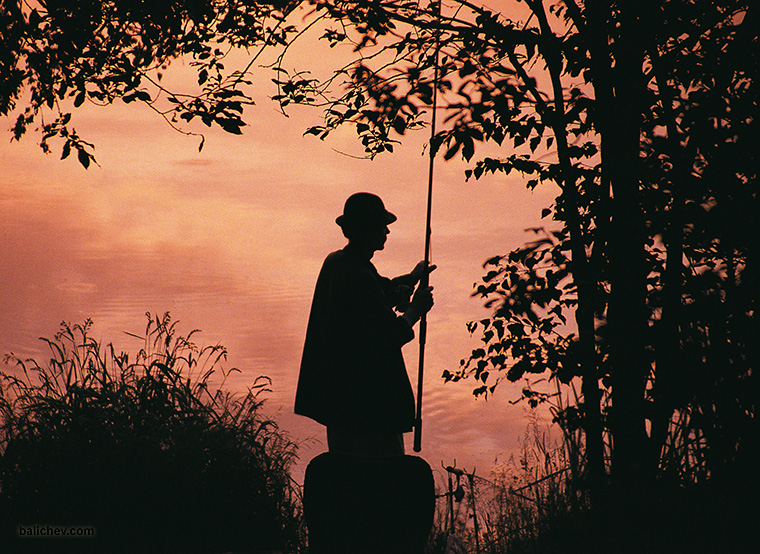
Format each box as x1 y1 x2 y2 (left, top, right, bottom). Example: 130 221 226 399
1 0 300 165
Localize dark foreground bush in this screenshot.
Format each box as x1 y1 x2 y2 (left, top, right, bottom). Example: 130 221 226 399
0 313 304 554
422 417 756 554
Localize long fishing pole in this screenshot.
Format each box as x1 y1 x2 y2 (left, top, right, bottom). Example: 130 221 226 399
414 0 442 453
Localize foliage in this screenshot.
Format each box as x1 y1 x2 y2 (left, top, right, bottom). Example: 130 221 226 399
436 0 759 487
425 414 754 554
0 313 305 553
443 229 582 397
1 0 301 165
423 412 589 554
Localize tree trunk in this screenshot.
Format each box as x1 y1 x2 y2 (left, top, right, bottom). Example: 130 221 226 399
527 0 606 498
604 1 650 488
582 0 651 494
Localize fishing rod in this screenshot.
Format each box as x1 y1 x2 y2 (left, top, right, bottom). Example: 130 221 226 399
414 0 442 453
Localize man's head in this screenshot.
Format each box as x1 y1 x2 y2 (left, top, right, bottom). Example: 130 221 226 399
336 192 396 252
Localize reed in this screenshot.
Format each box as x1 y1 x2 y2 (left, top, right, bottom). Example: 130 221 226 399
424 411 591 554
424 387 756 554
0 313 304 554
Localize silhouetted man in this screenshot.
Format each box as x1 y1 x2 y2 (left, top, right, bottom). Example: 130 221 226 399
295 192 435 456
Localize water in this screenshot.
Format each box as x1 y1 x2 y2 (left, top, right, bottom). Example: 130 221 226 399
1 96 560 482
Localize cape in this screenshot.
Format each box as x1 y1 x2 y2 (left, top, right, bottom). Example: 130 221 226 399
294 246 417 433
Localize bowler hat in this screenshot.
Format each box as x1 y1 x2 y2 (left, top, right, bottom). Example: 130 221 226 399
336 192 397 229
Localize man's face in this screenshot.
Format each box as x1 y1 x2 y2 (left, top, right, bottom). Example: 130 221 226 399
367 223 390 251
352 222 390 253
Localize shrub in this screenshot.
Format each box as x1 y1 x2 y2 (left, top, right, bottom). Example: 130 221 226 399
0 313 304 554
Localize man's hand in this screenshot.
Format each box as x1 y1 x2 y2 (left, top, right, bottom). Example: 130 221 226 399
402 285 434 326
394 284 413 311
412 285 434 314
411 261 437 284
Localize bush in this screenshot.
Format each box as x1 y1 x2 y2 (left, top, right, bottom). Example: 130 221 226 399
0 313 304 554
423 416 591 554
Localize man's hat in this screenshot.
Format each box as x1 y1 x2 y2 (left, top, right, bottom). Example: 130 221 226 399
336 192 397 229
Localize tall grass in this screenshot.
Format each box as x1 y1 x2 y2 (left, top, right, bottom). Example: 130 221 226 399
425 384 755 554
425 412 591 554
0 313 304 554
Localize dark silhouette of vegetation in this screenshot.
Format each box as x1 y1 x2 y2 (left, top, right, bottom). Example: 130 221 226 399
1 0 301 165
424 417 592 554
0 313 304 554
424 413 753 554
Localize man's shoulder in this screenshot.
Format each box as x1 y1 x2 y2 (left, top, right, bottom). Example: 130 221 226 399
317 249 353 279
323 247 366 268
321 249 350 271
319 248 378 284
324 249 346 263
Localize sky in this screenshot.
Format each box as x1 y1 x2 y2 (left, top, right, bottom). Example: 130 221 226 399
0 1 565 481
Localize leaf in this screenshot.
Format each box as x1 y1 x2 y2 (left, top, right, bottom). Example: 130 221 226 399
77 148 91 169
459 61 477 78
507 323 524 336
392 116 405 134
443 141 460 160
462 137 475 161
507 358 531 381
218 119 244 135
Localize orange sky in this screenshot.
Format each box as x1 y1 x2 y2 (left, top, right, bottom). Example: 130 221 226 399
1 1 566 479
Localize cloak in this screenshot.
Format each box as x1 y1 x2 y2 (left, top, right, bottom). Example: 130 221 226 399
294 245 417 433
